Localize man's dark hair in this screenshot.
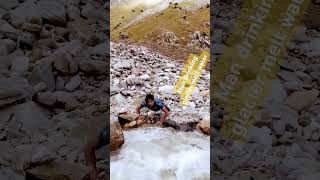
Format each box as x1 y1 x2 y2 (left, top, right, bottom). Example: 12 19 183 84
145 94 154 101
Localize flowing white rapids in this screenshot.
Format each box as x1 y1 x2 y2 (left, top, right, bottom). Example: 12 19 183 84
110 127 210 180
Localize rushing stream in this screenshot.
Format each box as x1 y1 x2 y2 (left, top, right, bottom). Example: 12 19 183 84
110 127 210 180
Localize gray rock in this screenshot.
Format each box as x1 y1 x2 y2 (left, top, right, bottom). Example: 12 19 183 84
0 8 6 19
306 64 320 73
298 114 311 127
10 56 29 76
283 81 303 91
26 160 89 180
277 70 299 82
285 89 319 111
21 22 42 32
113 60 132 70
33 82 47 93
19 31 37 46
296 71 312 85
0 167 24 180
281 106 299 132
58 40 84 56
0 101 51 134
30 60 55 91
55 76 65 91
247 126 272 145
310 72 320 82
0 76 34 107
272 120 286 136
37 0 67 26
53 51 72 74
69 59 79 74
0 39 15 56
79 60 107 74
54 91 78 111
36 92 56 106
0 0 18 10
65 75 81 92
66 1 80 21
10 1 41 28
0 20 17 36
81 2 105 20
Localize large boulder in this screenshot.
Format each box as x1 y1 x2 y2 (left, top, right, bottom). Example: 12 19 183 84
196 119 210 135
285 89 319 111
110 120 124 151
0 101 52 136
0 76 34 108
10 0 41 28
25 160 89 180
79 60 108 75
37 0 67 26
30 60 56 91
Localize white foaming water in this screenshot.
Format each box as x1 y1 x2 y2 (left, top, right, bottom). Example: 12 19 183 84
110 127 210 180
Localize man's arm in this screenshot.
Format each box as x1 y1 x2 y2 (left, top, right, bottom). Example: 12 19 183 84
160 107 169 123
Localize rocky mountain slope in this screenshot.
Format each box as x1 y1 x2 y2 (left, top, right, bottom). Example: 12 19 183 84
111 1 210 61
0 0 109 179
110 42 210 131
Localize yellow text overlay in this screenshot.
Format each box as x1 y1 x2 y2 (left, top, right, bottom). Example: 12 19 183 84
175 51 210 106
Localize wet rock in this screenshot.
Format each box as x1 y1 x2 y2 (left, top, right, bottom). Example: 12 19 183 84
79 60 107 74
110 120 125 151
0 76 34 107
65 75 81 92
196 119 210 135
285 89 319 111
118 112 138 123
30 60 55 91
